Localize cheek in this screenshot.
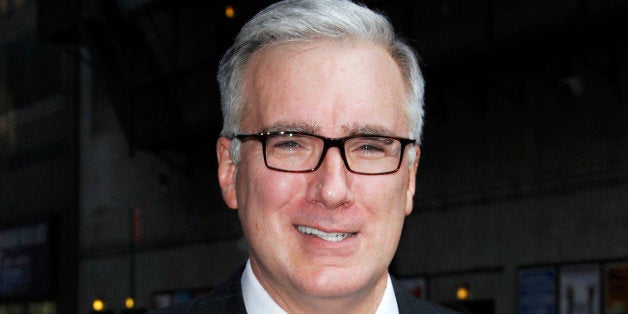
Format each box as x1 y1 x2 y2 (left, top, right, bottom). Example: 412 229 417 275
359 176 409 237
237 165 304 220
361 176 408 208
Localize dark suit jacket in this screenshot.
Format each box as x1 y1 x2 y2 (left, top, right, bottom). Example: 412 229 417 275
148 267 459 313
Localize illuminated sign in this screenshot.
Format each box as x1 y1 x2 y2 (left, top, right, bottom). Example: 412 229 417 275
0 221 53 298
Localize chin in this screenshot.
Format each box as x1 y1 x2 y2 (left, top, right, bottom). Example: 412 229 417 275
296 266 375 298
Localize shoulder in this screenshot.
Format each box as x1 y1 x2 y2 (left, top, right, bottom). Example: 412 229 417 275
147 266 246 314
393 280 460 314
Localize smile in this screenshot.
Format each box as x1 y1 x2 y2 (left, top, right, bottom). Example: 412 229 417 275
296 225 355 242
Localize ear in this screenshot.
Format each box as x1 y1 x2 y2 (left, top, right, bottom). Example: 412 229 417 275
217 137 238 210
405 146 420 216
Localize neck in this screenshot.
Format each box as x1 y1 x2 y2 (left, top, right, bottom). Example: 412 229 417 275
290 286 386 314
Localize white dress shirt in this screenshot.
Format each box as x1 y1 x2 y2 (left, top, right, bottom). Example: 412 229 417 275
241 259 399 313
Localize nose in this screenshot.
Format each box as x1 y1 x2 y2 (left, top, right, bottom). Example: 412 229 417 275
307 147 353 209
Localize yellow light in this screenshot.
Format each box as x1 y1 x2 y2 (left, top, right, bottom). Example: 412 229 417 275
225 5 235 18
125 297 135 309
92 299 105 312
456 285 470 300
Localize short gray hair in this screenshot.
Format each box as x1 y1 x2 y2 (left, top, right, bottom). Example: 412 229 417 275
217 0 425 160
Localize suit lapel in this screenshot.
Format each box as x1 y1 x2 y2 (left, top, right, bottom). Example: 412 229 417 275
195 266 247 314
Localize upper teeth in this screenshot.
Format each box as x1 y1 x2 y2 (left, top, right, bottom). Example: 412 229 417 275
297 225 353 242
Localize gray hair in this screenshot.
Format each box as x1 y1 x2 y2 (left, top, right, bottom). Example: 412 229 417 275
217 0 425 162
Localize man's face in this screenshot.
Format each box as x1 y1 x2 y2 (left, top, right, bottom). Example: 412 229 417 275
217 41 419 305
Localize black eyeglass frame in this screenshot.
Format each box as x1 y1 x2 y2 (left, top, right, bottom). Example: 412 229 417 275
233 131 416 175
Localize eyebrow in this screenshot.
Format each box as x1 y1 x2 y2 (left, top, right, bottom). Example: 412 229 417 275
262 122 321 134
344 124 396 137
261 122 398 137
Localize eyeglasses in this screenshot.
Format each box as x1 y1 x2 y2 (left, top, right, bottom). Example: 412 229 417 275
234 131 416 175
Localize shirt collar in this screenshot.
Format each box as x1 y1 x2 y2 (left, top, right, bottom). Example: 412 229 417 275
241 259 287 314
241 259 399 313
377 275 400 314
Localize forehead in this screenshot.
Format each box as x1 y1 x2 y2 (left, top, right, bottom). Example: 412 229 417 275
242 41 408 136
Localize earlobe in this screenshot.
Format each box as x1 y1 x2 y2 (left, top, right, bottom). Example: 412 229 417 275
217 137 238 210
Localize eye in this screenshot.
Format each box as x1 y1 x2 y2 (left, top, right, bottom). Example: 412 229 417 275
274 140 303 150
268 134 314 153
356 143 385 153
350 138 390 154
348 137 398 158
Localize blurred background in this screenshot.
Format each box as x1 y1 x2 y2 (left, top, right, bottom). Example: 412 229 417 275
1 0 628 313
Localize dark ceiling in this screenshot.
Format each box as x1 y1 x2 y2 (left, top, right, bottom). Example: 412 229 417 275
36 0 628 171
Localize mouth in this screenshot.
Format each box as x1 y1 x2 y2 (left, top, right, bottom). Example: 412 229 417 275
296 225 356 242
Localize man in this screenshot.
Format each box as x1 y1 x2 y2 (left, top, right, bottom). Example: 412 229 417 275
152 0 457 313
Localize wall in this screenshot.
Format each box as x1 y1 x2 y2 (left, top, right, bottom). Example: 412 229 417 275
0 1 79 312
78 52 628 314
60 3 628 314
1 1 626 313
78 62 246 312
396 43 628 313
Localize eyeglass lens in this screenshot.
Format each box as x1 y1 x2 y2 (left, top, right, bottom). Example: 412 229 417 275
264 133 404 174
